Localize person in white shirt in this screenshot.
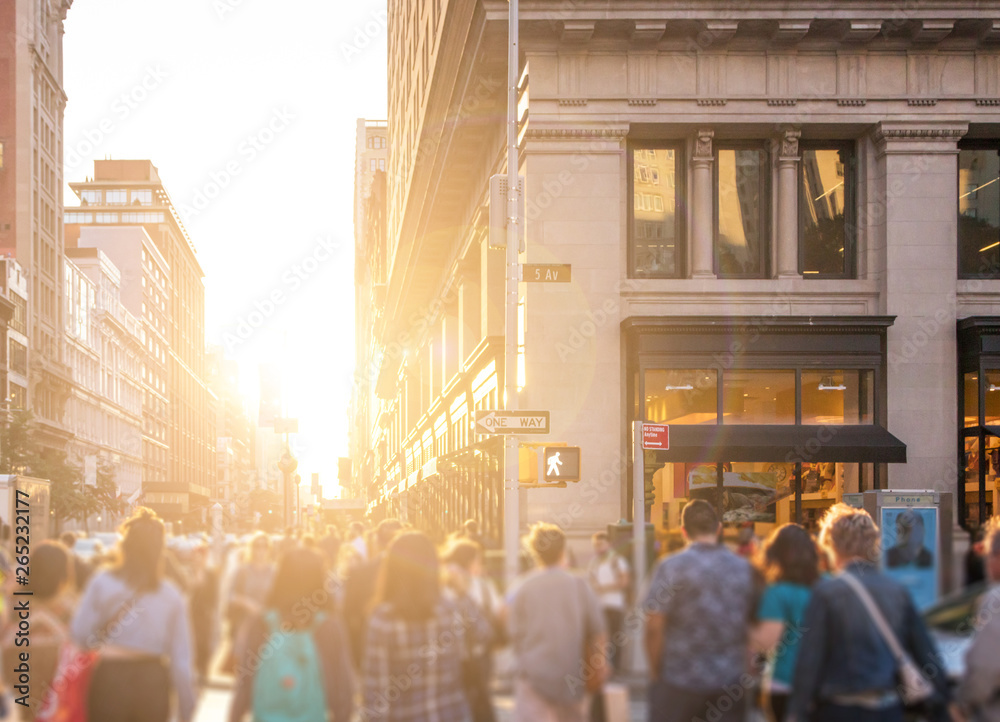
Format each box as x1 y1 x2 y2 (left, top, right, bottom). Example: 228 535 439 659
348 521 368 561
588 531 630 673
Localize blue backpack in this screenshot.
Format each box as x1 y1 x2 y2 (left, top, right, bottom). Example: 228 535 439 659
251 610 327 722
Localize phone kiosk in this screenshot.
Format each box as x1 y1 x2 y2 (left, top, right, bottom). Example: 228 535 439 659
845 490 954 608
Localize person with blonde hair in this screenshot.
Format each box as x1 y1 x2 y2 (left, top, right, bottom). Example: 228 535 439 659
788 504 950 722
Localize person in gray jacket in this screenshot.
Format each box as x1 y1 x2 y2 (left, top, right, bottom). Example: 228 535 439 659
956 518 1000 722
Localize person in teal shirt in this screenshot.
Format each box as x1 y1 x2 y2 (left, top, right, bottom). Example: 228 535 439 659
751 524 821 722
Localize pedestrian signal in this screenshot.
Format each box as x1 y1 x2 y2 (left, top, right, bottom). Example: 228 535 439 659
543 446 581 483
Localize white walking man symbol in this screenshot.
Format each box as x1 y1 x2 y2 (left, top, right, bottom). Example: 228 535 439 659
546 451 563 477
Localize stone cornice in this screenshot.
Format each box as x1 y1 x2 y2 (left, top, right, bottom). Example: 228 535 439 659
872 121 970 143
523 126 630 141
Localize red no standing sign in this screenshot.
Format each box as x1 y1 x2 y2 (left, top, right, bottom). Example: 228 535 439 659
641 423 669 450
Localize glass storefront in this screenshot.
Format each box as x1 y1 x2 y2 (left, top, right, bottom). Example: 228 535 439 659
957 320 1000 531
626 316 900 539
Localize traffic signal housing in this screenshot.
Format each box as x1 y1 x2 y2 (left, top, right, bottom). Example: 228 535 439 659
542 446 581 483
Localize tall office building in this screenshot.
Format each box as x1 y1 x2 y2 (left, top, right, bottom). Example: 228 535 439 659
66 160 214 524
0 0 75 451
350 119 388 502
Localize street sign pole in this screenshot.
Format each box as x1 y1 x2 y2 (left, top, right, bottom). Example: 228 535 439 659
504 0 521 590
632 421 645 605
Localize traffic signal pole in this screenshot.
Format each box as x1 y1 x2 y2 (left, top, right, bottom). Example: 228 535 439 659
503 0 521 589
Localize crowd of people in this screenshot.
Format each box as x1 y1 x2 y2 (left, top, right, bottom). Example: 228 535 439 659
0 502 994 722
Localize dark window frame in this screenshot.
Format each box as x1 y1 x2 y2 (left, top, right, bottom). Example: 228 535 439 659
627 141 686 279
958 140 1000 280
798 141 857 279
713 141 772 279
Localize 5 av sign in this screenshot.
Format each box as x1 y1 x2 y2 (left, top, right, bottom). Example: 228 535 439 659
475 410 550 435
523 264 571 283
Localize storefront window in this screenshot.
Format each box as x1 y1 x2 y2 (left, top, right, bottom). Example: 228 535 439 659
965 372 980 427
986 370 1000 425
722 370 795 424
801 370 873 424
645 369 717 424
963 436 984 528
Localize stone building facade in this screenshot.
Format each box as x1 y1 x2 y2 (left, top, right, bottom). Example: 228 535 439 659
357 1 1000 555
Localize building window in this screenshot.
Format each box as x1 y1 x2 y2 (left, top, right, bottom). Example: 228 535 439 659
629 144 682 278
9 341 26 376
105 190 128 205
715 144 770 278
95 213 118 223
9 384 26 410
80 190 102 204
131 190 153 205
10 295 26 335
64 212 93 224
958 144 1000 279
800 143 855 278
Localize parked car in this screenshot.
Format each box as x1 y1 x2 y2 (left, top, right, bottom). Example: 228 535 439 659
922 581 986 681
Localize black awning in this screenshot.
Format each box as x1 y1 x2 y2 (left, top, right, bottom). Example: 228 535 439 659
650 425 906 464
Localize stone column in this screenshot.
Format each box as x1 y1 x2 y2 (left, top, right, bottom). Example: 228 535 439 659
873 121 968 493
777 128 802 278
691 129 716 278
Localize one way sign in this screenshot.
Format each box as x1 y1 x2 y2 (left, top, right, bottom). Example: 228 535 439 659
475 410 550 435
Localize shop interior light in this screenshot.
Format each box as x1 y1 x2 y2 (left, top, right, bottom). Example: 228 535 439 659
989 384 1000 392
818 376 847 391
664 384 695 391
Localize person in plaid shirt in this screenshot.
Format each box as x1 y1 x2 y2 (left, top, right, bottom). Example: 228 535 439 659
361 531 492 721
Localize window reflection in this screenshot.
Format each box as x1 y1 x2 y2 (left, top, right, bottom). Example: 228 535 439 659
959 148 1000 278
801 370 873 425
722 370 795 424
716 146 768 277
800 147 850 277
632 148 680 277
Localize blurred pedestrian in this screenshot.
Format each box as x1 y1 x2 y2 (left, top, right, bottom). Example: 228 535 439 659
587 531 630 674
788 504 950 722
188 544 219 683
348 521 368 561
360 531 489 721
955 517 1000 722
444 539 501 722
225 532 275 660
228 547 353 722
59 531 94 593
508 523 607 722
750 524 820 722
1 540 75 720
461 519 486 548
71 507 195 722
343 518 402 668
644 500 756 722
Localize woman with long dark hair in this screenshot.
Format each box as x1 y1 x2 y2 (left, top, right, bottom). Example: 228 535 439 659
228 546 353 722
71 507 195 722
751 523 820 722
361 531 490 721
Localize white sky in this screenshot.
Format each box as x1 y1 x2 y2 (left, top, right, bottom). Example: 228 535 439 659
62 0 388 495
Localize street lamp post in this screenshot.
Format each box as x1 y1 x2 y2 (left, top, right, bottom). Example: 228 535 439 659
503 0 521 589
